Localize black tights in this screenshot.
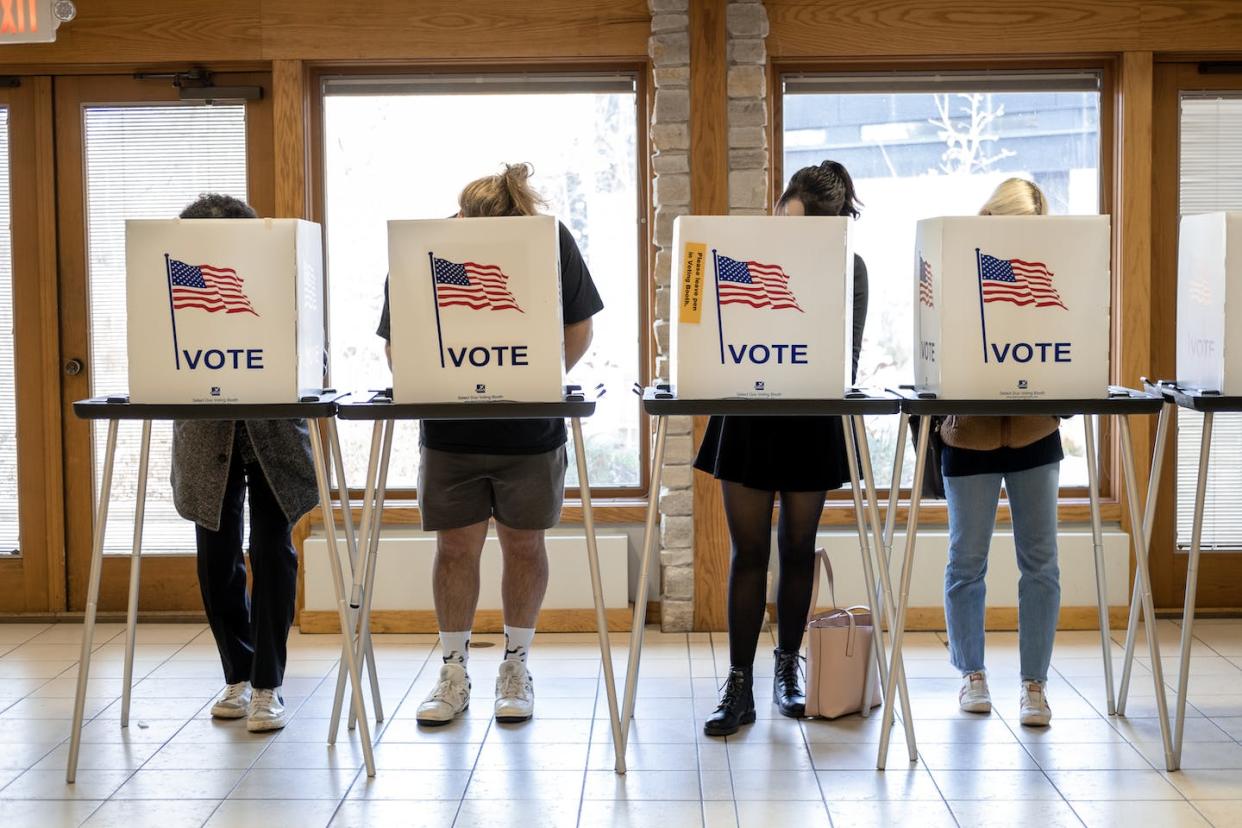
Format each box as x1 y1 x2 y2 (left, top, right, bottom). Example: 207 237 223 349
721 481 827 671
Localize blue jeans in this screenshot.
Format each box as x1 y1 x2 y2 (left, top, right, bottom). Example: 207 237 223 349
943 462 1061 683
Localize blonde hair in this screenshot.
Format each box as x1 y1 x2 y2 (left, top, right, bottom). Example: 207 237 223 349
458 162 547 218
979 178 1048 217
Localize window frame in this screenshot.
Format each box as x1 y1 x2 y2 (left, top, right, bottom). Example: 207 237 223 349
771 58 1120 523
307 62 652 505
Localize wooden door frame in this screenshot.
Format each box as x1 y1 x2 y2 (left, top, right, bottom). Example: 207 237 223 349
55 70 274 614
1150 59 1242 611
0 77 62 614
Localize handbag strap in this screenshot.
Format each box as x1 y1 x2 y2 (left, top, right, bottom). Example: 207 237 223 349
807 548 837 624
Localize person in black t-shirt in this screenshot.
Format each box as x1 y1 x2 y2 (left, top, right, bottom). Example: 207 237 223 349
376 163 603 727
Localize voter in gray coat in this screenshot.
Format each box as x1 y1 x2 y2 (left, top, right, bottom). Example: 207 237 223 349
171 193 316 734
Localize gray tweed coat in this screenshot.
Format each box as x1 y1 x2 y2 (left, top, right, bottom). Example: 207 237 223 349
171 419 319 532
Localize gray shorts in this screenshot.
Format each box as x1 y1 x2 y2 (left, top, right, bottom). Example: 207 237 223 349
417 446 568 531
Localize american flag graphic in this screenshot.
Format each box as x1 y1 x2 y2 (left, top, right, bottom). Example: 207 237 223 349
432 256 523 312
168 259 258 316
918 255 934 307
716 254 803 312
978 252 1067 310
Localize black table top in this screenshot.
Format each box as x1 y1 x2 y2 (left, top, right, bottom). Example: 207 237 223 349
72 391 346 421
638 386 902 416
1145 380 1242 413
336 390 597 421
895 386 1163 416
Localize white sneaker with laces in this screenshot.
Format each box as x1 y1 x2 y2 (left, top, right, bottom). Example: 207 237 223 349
1020 680 1052 727
417 662 471 726
211 681 251 719
246 687 289 733
494 660 535 723
245 685 289 729
959 671 992 714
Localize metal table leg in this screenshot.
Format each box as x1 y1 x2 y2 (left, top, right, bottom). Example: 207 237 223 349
877 414 931 770
348 419 391 732
1117 414 1174 770
67 419 119 783
327 418 383 729
1083 414 1116 715
121 421 152 728
842 418 883 719
853 415 918 761
570 418 625 773
329 419 385 744
1117 404 1171 715
1171 411 1212 770
617 415 669 767
308 418 376 777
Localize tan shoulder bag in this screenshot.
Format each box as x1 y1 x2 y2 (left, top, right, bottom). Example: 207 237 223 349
804 549 882 719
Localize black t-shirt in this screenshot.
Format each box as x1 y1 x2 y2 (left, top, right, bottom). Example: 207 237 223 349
940 430 1065 478
377 220 604 455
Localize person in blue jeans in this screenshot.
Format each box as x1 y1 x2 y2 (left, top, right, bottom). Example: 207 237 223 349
941 178 1060 727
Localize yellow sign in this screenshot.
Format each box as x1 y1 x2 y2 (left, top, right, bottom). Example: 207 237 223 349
679 242 707 324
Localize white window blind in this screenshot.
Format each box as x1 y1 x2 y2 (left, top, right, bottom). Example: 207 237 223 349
0 108 17 555
83 104 247 554
1176 95 1242 550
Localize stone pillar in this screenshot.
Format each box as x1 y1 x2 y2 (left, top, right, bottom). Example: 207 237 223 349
726 0 770 217
649 0 694 632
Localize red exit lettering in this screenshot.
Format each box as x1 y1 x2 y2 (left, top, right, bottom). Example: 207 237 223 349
0 1 40 35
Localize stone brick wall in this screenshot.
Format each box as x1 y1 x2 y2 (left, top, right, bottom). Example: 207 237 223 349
648 0 769 632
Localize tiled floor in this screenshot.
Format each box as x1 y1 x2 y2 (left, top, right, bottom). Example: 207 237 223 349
1 619 1241 827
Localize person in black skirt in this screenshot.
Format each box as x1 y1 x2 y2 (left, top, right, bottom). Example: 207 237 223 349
697 161 868 736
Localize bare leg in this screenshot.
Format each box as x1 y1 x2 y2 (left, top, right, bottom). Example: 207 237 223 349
433 520 490 631
495 522 550 628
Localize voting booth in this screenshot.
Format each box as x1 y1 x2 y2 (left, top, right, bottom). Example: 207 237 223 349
387 216 565 404
125 219 325 404
1177 212 1242 393
670 215 853 399
914 216 1111 399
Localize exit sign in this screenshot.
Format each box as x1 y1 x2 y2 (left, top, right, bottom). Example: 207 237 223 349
0 0 74 44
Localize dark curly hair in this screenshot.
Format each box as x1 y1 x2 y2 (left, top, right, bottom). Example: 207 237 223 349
179 193 257 219
776 160 861 219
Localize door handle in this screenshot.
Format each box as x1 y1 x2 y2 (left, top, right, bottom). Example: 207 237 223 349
64 358 84 376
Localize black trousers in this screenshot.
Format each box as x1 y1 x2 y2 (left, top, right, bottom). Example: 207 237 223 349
195 448 299 690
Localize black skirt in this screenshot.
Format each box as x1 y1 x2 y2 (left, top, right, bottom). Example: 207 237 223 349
693 414 852 493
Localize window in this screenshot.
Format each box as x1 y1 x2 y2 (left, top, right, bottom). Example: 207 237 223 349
84 104 249 553
1176 95 1242 549
0 107 16 554
781 72 1103 489
321 74 642 493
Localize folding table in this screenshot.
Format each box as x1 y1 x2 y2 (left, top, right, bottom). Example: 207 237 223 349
330 388 625 770
619 387 913 774
66 393 379 781
880 388 1175 771
1113 380 1240 770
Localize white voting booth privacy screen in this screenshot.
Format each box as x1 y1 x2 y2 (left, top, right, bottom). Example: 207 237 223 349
914 216 1111 399
670 216 853 399
125 219 325 404
1177 212 1242 393
388 216 565 404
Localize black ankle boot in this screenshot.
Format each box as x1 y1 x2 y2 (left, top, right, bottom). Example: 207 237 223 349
773 648 806 718
704 667 755 737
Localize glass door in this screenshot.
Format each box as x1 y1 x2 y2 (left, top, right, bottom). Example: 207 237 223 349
1151 63 1242 609
56 73 273 613
0 78 60 612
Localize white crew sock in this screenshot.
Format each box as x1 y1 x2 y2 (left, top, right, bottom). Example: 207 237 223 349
503 626 536 664
440 630 471 666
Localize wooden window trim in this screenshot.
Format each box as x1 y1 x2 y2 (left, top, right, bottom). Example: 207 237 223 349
306 61 653 500
770 56 1121 508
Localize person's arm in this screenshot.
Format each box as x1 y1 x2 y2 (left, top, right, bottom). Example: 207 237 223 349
851 255 869 384
564 318 593 371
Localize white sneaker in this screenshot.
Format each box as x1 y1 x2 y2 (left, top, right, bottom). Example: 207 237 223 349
494 660 535 723
1020 681 1052 727
211 681 251 719
417 662 471 726
959 671 992 714
246 687 289 732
